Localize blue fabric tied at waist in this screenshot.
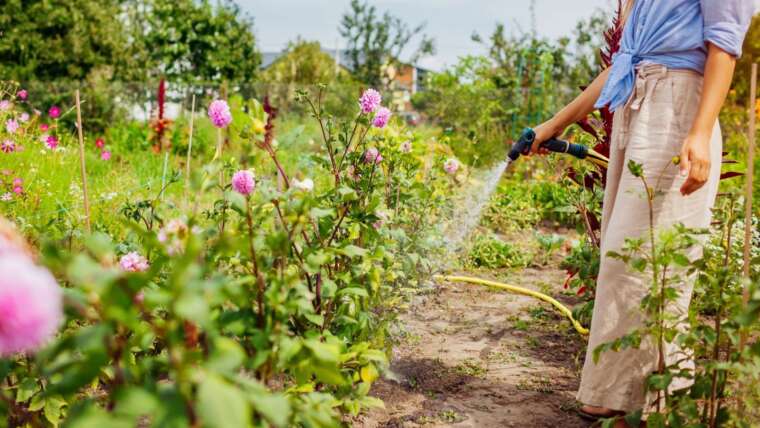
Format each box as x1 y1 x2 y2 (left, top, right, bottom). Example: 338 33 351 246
593 0 753 113
597 50 640 113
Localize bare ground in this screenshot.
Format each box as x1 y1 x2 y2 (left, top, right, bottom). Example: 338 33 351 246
355 263 591 428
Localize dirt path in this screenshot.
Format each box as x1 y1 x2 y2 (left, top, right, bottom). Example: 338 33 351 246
357 263 590 428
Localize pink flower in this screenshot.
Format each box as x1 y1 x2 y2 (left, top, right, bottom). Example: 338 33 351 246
0 256 63 356
359 89 382 114
364 147 383 164
399 140 412 153
5 119 19 134
0 101 10 111
372 107 391 129
12 186 22 195
207 100 232 128
19 113 29 123
100 150 111 161
39 123 49 132
16 90 27 101
95 138 105 149
443 158 460 175
1 140 15 153
48 106 61 119
45 135 58 150
231 170 255 195
12 178 22 187
119 252 150 273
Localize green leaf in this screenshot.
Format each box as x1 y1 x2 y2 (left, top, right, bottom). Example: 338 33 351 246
113 387 160 421
197 374 251 428
338 245 367 258
206 337 246 373
309 207 334 219
17 377 39 402
44 396 67 426
338 186 358 201
304 313 325 327
304 340 340 364
337 287 369 298
63 401 132 428
248 391 291 427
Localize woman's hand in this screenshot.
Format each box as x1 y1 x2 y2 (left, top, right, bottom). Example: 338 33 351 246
529 120 561 155
679 131 712 196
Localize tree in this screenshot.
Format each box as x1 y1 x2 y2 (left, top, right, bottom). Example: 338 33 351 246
261 40 347 86
139 0 261 86
339 0 435 88
0 0 128 82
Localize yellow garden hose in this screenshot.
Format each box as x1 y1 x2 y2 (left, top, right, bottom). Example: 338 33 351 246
433 275 590 336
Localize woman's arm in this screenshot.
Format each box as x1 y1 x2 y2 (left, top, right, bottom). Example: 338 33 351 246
530 67 611 154
679 42 736 196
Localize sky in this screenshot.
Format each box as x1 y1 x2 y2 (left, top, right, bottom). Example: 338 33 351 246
239 0 760 71
238 0 615 71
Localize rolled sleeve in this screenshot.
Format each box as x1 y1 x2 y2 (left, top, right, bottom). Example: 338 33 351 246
701 0 754 57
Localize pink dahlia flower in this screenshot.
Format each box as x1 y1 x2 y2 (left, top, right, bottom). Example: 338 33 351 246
207 100 232 128
372 107 391 129
231 170 255 195
0 256 63 356
359 89 382 114
48 106 61 119
95 138 105 149
45 135 58 150
17 90 28 101
100 150 111 161
5 119 19 134
119 252 149 273
1 140 15 153
364 147 383 164
443 158 460 175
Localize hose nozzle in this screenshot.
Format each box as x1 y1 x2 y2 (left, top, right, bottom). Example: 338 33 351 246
507 128 609 168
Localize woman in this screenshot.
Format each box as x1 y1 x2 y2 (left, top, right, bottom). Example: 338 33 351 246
529 0 753 424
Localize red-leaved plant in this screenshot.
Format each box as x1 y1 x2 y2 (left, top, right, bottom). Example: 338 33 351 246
151 78 172 152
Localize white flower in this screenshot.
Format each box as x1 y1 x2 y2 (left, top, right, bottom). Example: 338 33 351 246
399 140 412 153
1 193 12 201
292 177 314 192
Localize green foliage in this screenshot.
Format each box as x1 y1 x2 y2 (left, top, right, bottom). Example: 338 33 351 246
339 0 435 88
261 40 363 116
594 160 760 426
466 233 530 270
0 0 128 82
0 85 452 425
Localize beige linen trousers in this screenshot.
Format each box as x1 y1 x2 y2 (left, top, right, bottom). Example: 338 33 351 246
576 63 723 412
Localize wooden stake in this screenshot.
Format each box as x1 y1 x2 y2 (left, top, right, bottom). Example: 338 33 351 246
740 63 757 355
75 90 91 233
185 94 196 190
743 63 757 281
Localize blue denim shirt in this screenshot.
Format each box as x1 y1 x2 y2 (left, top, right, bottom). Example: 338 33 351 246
596 0 754 111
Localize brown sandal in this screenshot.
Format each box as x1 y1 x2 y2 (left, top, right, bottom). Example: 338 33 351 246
577 406 625 421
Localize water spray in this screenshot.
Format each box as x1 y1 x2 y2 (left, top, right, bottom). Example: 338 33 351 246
436 128 608 337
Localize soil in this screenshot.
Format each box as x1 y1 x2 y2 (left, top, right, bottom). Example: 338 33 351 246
355 262 592 428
